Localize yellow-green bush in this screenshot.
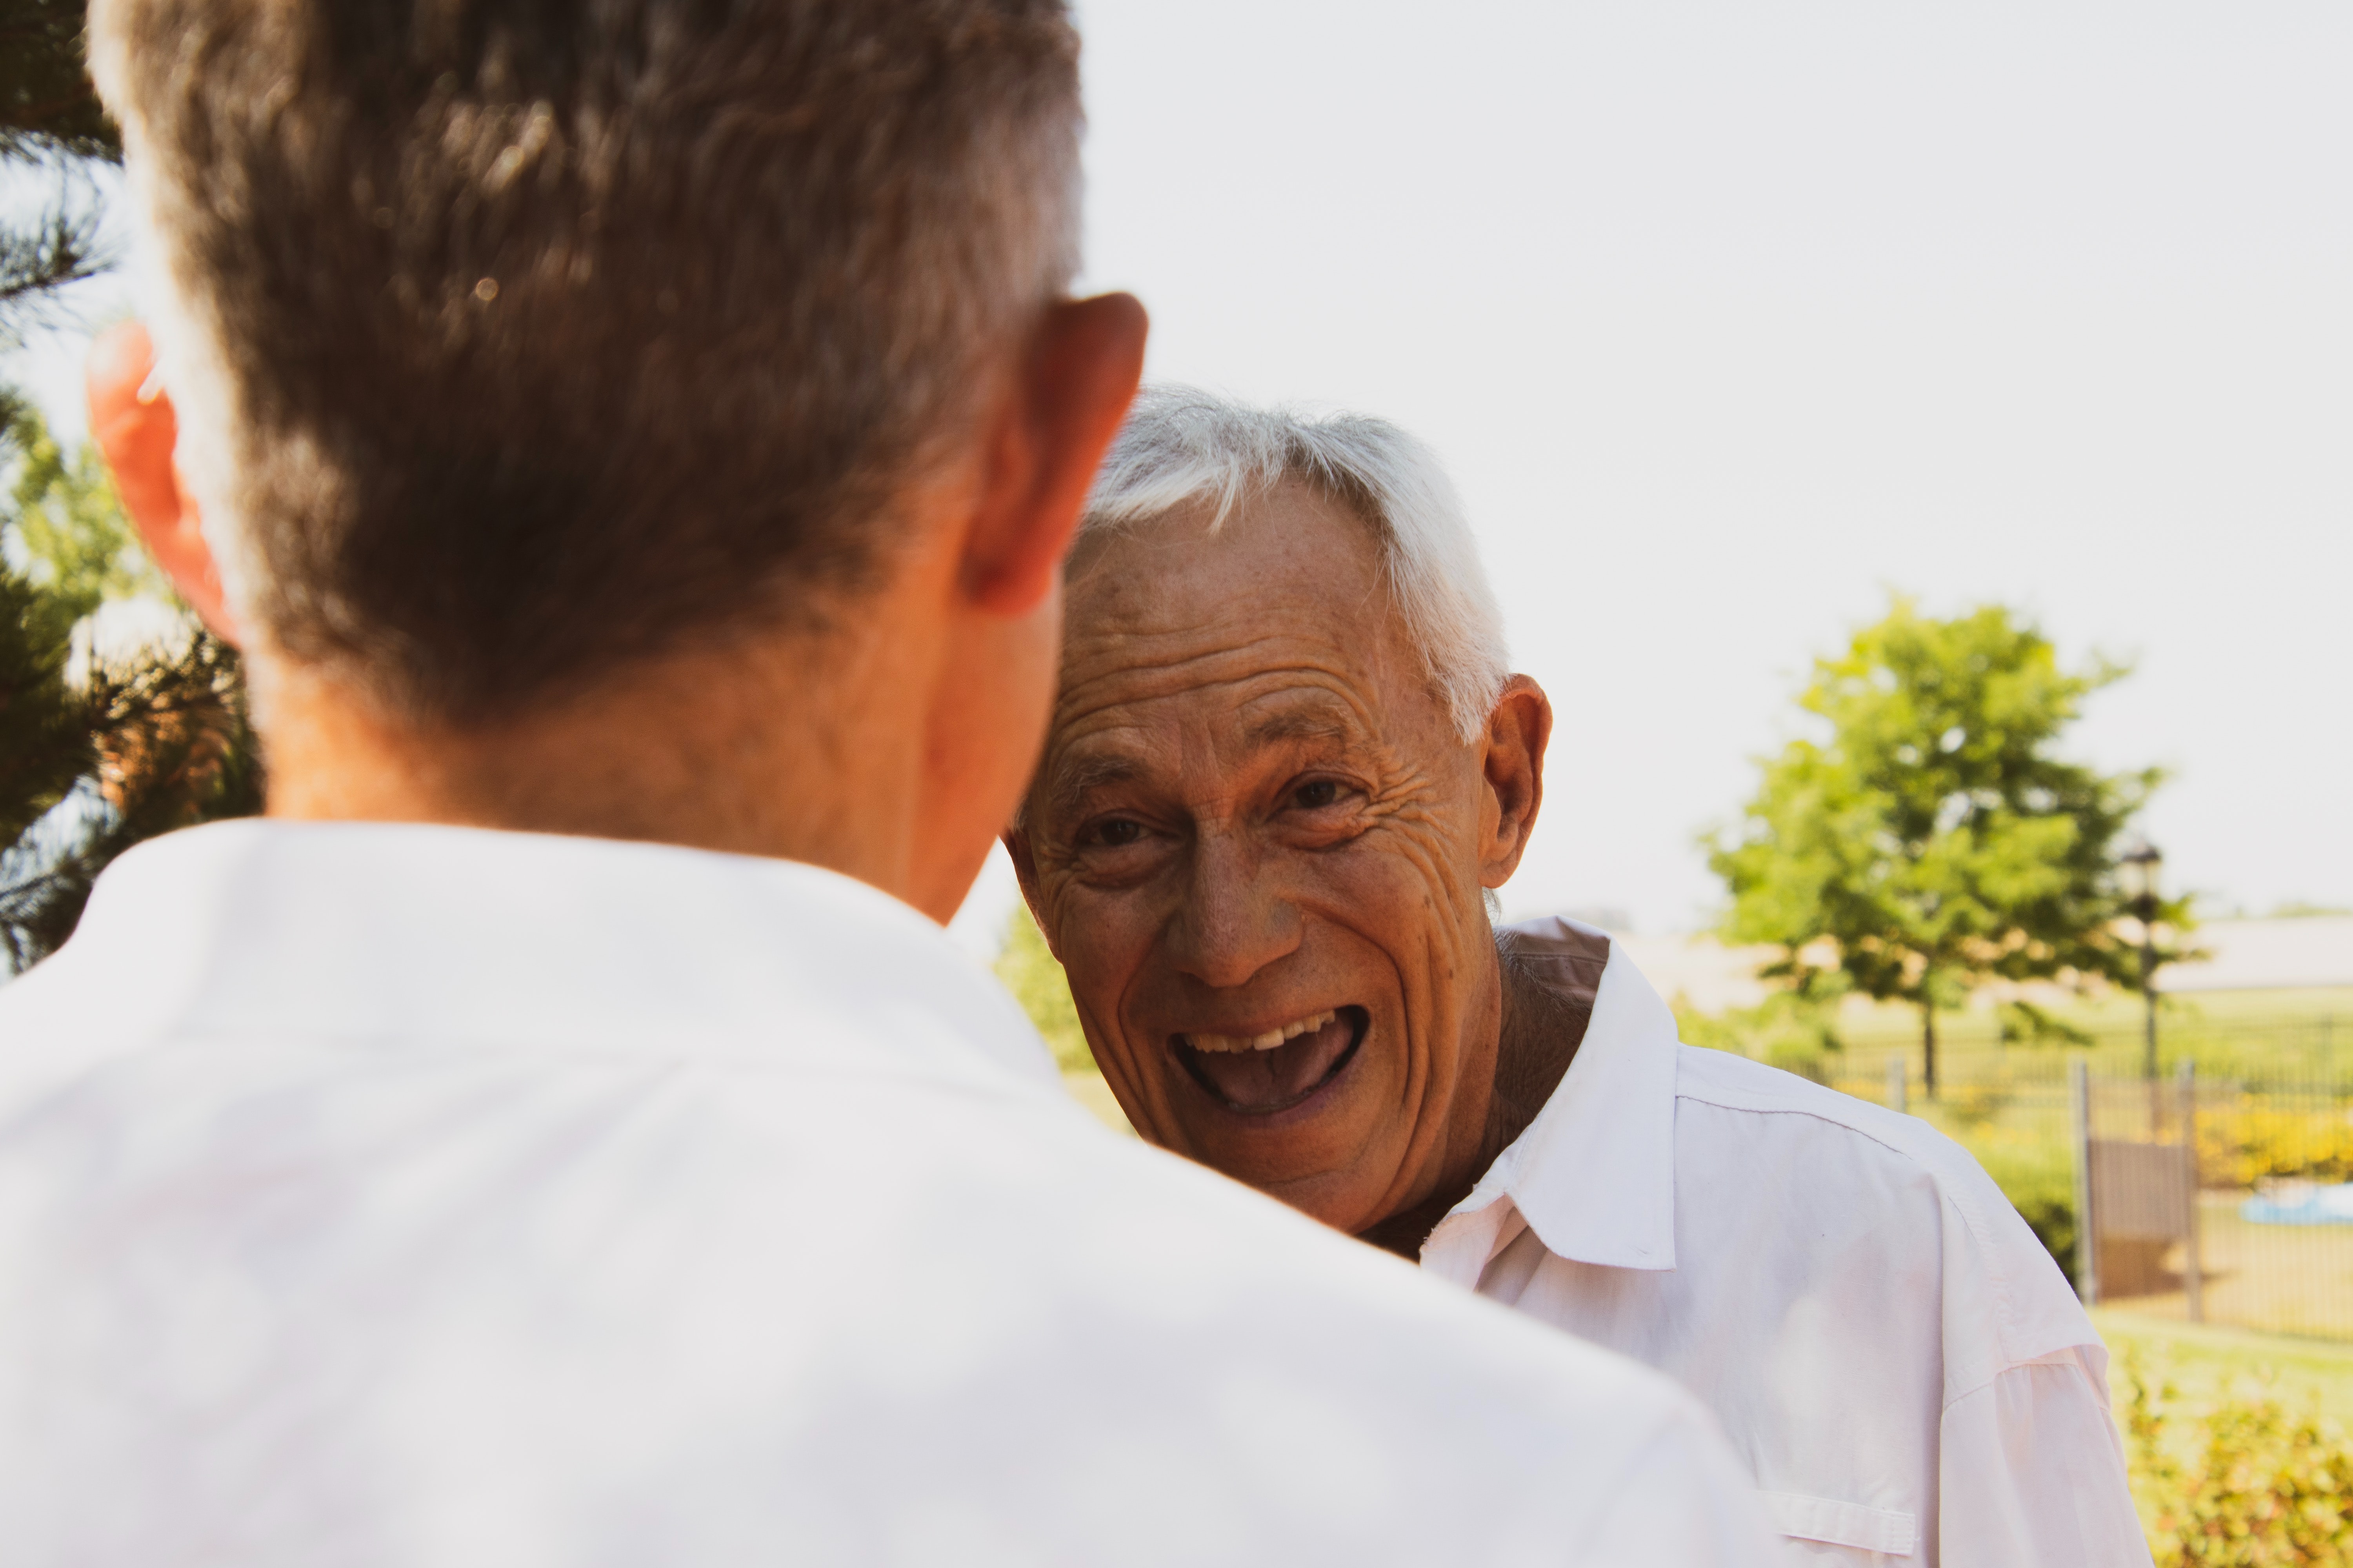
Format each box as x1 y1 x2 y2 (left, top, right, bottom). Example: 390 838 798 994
2197 1099 2353 1189
1938 1073 2018 1132
2126 1352 2353 1565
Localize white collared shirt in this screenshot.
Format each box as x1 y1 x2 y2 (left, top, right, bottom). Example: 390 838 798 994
0 823 1777 1567
1424 918 2151 1567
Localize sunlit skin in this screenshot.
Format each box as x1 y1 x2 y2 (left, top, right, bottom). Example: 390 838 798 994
1007 482 1569 1244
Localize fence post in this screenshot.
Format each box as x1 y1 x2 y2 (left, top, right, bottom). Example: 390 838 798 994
2178 1059 2201 1325
1887 1053 1907 1115
2071 1058 2098 1306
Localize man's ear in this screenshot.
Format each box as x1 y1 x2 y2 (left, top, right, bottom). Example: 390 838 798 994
963 292 1148 614
1478 676 1552 888
86 321 240 642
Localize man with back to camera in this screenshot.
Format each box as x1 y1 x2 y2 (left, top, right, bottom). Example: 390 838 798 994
0 3 1783 1563
1009 388 2155 1566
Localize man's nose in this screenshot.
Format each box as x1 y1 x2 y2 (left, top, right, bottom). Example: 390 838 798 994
1166 831 1300 990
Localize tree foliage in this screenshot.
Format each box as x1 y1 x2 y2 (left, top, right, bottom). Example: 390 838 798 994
0 518 83 846
0 0 112 160
9 402 167 610
0 408 260 976
0 0 112 359
1709 598 2188 1093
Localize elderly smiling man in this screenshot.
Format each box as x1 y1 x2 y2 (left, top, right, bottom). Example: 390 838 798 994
1009 389 2153 1567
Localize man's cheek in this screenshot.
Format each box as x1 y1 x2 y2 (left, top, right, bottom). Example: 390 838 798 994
1059 913 1147 1059
1326 828 1458 918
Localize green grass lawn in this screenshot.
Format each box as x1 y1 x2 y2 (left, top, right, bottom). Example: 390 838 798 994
1837 987 2353 1089
2098 1307 2353 1428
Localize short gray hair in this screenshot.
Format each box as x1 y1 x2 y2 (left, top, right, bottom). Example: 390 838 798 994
1079 387 1510 740
93 0 1082 724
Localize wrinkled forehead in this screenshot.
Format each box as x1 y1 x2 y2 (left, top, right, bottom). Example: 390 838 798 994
1041 482 1448 792
1063 480 1399 689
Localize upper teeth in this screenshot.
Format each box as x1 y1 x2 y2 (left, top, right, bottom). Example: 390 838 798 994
1186 1010 1338 1055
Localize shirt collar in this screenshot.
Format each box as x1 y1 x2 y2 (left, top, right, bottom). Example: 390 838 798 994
1427 918 1681 1274
33 818 1062 1094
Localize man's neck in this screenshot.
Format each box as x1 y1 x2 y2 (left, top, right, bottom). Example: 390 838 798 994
255 618 931 898
1355 940 1589 1260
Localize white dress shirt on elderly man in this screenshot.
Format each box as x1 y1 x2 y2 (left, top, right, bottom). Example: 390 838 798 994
1421 918 2152 1567
0 822 1777 1567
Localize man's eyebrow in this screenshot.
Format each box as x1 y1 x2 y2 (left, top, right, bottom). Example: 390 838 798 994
1240 707 1360 750
1044 752 1144 821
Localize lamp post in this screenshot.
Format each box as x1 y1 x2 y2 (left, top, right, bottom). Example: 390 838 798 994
2120 837 2164 1082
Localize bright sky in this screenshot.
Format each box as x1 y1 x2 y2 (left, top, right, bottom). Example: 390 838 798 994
8 3 2349 951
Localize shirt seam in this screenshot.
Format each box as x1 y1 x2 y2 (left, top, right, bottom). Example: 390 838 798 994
1667 1087 2002 1250
1941 1350 2106 1418
1669 1077 2093 1401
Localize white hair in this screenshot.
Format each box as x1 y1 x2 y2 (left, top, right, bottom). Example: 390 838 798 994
1080 387 1511 740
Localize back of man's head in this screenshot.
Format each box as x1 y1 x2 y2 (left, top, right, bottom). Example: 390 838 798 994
90 0 1082 725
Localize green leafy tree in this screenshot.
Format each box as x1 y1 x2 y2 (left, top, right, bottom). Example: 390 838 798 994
9 404 169 610
1708 598 2188 1096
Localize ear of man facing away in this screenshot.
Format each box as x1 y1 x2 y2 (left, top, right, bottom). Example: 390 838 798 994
89 305 1144 924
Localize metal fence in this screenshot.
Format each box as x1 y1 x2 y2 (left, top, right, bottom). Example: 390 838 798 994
2077 1065 2353 1341
1824 1039 2353 1341
1842 1011 2353 1098
2074 1064 2204 1316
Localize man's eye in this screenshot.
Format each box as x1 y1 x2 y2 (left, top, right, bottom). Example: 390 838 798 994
1291 779 1342 810
1087 818 1144 848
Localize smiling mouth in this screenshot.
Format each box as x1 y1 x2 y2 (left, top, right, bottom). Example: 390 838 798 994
1172 1007 1367 1116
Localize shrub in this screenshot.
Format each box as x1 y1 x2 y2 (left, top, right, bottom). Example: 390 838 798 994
2197 1098 2353 1189
1940 1074 2018 1131
2125 1352 2353 1566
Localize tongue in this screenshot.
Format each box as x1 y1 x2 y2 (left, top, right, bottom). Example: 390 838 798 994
1187 1015 1357 1113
